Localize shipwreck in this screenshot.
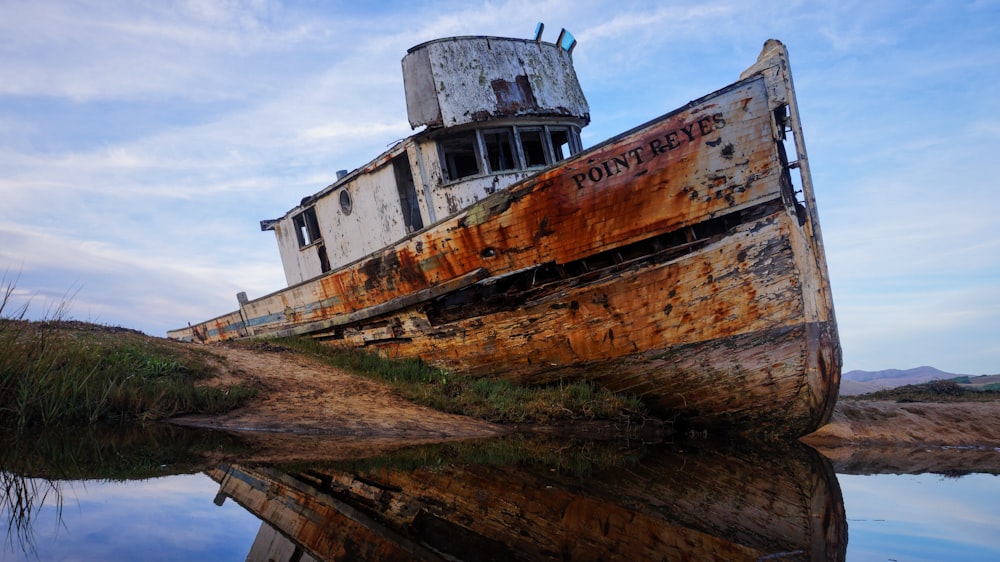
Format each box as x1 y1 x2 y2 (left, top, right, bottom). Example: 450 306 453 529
169 29 841 437
208 440 846 561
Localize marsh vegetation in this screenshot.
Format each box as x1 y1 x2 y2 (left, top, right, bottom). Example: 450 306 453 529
1 277 256 429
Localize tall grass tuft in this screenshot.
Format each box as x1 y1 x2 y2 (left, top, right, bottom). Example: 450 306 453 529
0 275 256 429
1 469 63 556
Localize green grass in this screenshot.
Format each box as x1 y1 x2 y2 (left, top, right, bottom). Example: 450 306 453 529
1 275 256 428
2 274 643 429
251 336 649 424
0 318 258 428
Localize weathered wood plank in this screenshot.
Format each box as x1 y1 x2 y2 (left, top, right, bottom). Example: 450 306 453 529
353 207 835 435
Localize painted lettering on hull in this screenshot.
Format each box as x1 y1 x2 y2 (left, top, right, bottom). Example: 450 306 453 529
572 113 726 189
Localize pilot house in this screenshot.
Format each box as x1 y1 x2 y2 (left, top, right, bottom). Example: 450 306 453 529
260 34 590 286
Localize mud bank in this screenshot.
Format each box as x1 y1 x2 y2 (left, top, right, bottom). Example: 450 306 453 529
170 342 1000 469
801 400 1000 474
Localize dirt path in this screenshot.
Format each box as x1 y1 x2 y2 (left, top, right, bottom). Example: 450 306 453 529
169 343 505 460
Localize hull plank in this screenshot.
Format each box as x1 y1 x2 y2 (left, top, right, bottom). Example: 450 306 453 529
364 206 834 435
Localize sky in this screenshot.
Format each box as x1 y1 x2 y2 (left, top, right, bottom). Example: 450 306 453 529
1 474 261 560
1 0 998 374
840 473 1000 561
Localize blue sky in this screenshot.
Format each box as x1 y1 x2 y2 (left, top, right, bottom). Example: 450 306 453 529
840 473 1000 561
1 474 260 560
1 0 998 374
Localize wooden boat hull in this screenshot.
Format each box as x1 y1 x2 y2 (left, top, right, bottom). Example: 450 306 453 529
208 439 847 561
170 42 840 437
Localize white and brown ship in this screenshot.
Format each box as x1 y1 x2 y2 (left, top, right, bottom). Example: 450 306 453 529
208 439 847 561
169 31 841 437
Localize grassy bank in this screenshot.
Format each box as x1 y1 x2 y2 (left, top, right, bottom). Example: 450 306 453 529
1 276 646 428
247 336 649 425
0 318 256 429
1 317 646 430
844 379 1000 403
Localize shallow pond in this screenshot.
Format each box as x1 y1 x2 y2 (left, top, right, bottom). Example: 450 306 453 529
2 428 998 561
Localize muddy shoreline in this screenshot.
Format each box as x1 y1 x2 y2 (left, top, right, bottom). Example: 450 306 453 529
800 399 1000 474
170 342 1000 471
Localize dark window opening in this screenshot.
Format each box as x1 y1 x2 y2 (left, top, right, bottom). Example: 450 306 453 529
483 129 517 172
440 133 480 181
317 243 331 273
393 153 424 232
293 207 321 248
438 125 581 184
549 127 572 161
519 129 548 167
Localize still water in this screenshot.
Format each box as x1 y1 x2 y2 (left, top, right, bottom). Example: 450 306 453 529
2 427 998 561
840 472 1000 561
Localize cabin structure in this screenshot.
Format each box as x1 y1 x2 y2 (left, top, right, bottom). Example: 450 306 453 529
260 34 589 286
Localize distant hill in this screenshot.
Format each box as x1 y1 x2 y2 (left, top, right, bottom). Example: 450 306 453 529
952 374 1000 390
840 366 961 395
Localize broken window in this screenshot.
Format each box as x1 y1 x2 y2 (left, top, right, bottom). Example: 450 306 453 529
438 124 582 184
439 132 481 181
482 129 518 172
293 207 321 248
548 127 573 161
518 128 548 167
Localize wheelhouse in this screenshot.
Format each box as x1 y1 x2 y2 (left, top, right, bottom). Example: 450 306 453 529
261 34 590 286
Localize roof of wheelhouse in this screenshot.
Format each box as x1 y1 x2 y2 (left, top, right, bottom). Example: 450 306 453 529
402 35 589 130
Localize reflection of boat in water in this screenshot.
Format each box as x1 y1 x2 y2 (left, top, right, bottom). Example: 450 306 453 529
170 29 840 438
208 439 846 561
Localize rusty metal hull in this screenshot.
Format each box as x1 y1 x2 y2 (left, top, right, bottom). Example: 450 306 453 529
169 41 840 437
207 440 847 561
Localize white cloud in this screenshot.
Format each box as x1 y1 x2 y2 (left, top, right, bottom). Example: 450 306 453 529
1 0 998 371
18 474 260 560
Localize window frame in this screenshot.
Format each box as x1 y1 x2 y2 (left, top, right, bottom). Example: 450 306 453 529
292 206 322 249
439 131 483 182
480 128 520 173
515 126 549 169
437 123 582 184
